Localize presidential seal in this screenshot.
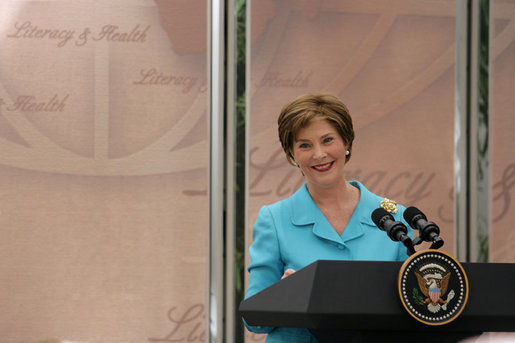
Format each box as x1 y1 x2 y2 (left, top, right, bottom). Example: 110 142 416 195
398 249 468 326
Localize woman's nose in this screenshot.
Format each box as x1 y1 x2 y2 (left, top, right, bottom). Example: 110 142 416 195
313 145 327 160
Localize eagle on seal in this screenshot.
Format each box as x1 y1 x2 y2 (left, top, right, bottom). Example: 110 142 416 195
415 271 450 306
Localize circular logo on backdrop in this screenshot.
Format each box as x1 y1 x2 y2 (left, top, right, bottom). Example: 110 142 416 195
398 249 469 326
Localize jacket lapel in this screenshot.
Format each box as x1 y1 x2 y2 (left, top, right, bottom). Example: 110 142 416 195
290 182 377 244
289 184 347 244
343 181 380 241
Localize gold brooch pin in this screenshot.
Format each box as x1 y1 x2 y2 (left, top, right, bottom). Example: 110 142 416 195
380 198 398 213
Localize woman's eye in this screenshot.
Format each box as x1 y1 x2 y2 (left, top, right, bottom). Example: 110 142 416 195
323 137 333 143
299 143 309 148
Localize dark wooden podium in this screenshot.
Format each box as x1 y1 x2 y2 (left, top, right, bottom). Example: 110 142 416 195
239 260 515 343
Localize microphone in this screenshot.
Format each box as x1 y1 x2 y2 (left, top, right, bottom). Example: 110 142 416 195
371 208 415 255
403 206 444 249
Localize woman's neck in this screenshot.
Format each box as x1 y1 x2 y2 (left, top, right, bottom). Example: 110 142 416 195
307 180 357 207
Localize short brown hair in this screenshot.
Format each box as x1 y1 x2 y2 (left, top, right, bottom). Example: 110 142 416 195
278 93 354 165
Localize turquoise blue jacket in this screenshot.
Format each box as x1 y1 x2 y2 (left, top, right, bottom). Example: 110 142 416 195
245 181 412 343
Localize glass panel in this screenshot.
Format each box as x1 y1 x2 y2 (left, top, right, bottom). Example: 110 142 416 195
247 1 457 340
490 0 515 263
0 1 209 342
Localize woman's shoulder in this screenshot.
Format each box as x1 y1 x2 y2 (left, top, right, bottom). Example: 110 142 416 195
262 184 307 209
257 184 310 222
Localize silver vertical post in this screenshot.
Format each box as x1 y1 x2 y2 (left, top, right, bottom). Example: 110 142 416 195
209 0 225 342
455 0 470 261
225 0 237 342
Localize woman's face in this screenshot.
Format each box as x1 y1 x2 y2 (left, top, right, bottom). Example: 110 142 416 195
291 119 348 190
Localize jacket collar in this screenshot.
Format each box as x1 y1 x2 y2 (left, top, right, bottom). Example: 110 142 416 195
289 181 378 243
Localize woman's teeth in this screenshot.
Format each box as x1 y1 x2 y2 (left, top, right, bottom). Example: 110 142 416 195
313 162 332 170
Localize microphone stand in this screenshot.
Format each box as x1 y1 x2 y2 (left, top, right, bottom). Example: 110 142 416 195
401 235 416 256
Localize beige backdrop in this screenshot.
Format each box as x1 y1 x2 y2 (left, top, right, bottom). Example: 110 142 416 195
0 1 209 342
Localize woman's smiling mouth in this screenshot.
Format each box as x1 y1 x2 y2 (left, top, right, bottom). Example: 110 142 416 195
312 161 334 171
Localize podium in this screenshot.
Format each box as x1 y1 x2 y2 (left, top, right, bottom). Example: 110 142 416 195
240 260 515 343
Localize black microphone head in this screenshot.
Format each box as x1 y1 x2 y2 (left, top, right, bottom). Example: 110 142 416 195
371 207 392 227
403 206 427 225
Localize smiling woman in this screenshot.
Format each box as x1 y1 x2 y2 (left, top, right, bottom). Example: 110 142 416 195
278 94 356 210
244 93 414 343
278 93 354 167
291 119 350 196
